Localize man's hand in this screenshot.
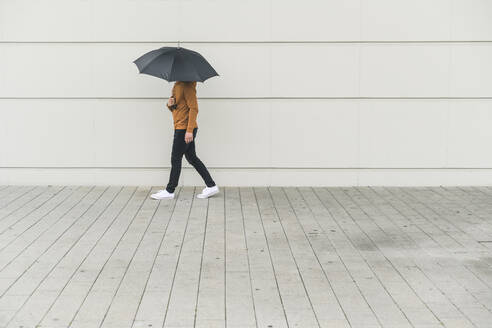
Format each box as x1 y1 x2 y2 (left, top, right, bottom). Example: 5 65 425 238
185 132 193 144
167 97 175 107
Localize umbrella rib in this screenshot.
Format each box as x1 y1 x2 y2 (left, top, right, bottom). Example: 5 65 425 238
136 47 174 73
183 51 204 82
134 50 161 72
167 52 178 81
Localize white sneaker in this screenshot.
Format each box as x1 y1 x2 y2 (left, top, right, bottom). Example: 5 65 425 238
150 189 174 200
197 185 219 199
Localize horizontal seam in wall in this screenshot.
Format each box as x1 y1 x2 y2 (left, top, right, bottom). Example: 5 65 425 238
1 97 492 100
1 40 492 44
1 167 492 170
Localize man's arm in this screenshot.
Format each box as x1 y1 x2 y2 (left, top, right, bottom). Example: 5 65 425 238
184 83 199 133
167 85 176 111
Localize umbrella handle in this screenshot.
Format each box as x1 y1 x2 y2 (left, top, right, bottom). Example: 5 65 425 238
177 41 181 49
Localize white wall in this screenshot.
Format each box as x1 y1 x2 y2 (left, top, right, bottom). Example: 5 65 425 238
0 0 491 186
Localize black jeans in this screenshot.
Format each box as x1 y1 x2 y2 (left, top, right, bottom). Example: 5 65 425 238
166 128 216 193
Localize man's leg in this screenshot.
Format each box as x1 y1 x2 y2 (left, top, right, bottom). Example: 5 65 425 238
184 128 216 188
166 129 187 193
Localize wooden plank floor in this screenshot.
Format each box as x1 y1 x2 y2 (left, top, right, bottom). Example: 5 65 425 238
0 186 491 328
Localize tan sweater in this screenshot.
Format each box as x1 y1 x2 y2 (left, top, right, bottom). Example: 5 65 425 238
167 81 198 133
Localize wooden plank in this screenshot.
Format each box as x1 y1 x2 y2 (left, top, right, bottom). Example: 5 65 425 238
361 186 482 328
315 187 453 328
270 187 350 328
99 187 180 328
66 187 158 328
0 186 74 251
39 187 149 328
253 187 319 328
0 186 39 209
432 187 492 236
351 186 485 326
0 187 92 276
163 187 209 328
195 187 225 328
397 187 480 250
0 186 49 223
405 187 491 247
301 187 396 328
239 187 287 328
288 186 385 328
132 187 194 328
0 186 109 327
223 187 256 328
0 186 11 193
4 186 125 328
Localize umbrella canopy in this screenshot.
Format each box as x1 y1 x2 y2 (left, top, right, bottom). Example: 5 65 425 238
133 46 219 82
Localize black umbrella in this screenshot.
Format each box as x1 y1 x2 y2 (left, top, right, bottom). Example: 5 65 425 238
133 46 219 82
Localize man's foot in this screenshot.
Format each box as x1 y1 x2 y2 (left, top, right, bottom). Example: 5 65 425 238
150 190 174 200
197 185 219 199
